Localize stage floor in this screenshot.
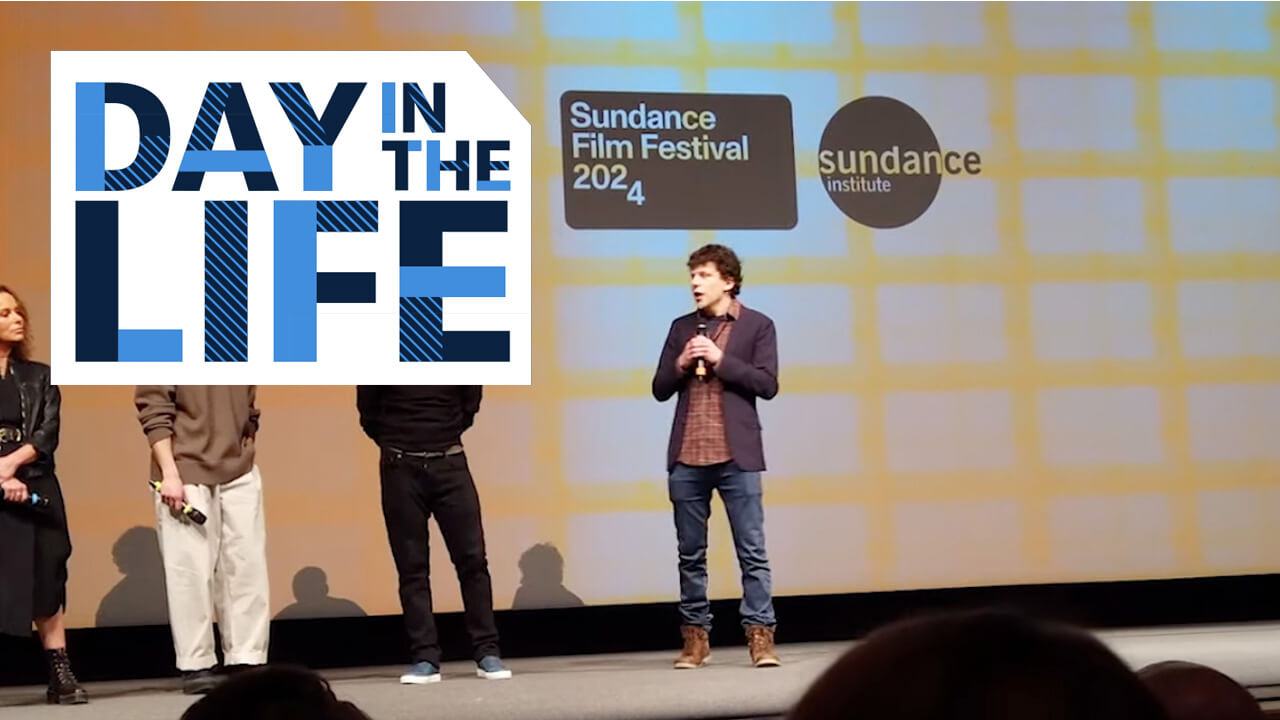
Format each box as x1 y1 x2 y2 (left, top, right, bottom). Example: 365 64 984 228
3 623 1279 720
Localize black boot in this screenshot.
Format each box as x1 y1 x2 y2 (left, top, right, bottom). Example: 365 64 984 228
45 648 89 705
182 668 223 695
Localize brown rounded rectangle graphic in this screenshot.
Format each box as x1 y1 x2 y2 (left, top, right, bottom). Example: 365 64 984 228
560 90 797 230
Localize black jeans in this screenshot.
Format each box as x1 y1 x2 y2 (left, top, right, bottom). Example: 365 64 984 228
379 447 499 665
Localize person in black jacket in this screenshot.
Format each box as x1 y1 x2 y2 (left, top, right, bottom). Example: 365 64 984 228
0 285 88 704
355 386 510 684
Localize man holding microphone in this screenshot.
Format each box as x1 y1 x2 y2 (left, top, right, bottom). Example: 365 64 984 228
135 386 269 694
652 244 781 670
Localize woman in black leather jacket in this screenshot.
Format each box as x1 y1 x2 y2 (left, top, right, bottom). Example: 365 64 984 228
0 285 87 704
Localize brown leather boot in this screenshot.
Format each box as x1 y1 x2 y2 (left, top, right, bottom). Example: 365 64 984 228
674 625 711 669
746 625 780 667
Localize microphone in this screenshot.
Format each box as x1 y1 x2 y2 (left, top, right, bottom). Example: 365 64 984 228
149 480 208 525
2 492 50 508
695 322 708 380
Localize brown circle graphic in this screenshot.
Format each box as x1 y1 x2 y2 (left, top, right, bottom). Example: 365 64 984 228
819 96 942 229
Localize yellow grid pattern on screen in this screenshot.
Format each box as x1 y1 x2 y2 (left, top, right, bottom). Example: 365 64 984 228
511 2 1280 597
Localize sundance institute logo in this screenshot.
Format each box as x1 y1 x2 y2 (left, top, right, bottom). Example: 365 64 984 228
819 96 982 229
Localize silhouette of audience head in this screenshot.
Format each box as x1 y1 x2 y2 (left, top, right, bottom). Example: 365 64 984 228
274 567 367 621
293 566 329 603
788 609 1168 720
519 543 566 585
1138 660 1263 720
180 665 369 720
112 526 162 576
512 542 584 610
97 526 169 627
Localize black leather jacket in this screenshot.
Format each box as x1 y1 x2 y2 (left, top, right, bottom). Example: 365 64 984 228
6 358 60 477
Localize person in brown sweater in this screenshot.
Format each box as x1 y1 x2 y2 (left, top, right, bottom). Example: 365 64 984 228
134 386 268 695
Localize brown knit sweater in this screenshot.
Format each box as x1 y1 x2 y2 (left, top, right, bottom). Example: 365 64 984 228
134 386 260 486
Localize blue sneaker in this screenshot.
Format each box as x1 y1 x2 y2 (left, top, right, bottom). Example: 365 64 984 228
399 661 441 685
476 656 512 680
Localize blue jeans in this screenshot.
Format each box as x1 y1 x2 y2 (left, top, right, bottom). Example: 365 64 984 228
669 462 776 629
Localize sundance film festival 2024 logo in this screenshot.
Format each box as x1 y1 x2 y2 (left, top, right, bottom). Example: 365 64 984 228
50 51 531 385
819 96 981 229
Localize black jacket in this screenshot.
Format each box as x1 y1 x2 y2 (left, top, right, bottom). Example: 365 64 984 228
9 359 60 478
0 358 70 638
356 386 482 452
652 305 778 472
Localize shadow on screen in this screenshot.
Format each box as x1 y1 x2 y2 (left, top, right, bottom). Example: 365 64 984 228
96 526 170 627
275 567 368 621
512 542 585 610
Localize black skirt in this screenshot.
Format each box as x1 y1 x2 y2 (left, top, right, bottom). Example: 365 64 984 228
0 441 72 637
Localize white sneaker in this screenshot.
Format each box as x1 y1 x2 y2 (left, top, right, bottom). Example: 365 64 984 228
476 656 512 680
400 661 441 684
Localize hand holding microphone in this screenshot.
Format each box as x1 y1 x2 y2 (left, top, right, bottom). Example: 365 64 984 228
1 477 49 507
678 324 722 380
687 325 725 382
151 477 207 525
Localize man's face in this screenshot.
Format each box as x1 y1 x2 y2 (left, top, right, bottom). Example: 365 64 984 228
690 262 734 311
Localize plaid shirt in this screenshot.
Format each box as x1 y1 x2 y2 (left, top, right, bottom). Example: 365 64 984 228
677 299 742 466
